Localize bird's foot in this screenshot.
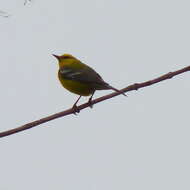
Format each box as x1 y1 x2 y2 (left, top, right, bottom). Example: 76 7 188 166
72 104 80 115
87 99 93 109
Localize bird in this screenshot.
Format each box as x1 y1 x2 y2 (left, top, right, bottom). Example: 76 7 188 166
53 54 126 112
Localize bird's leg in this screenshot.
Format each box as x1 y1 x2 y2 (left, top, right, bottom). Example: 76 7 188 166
88 91 95 108
72 96 81 114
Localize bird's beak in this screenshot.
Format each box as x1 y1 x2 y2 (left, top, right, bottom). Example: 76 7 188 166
52 54 60 60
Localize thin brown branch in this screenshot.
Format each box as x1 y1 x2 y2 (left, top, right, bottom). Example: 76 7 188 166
0 65 190 138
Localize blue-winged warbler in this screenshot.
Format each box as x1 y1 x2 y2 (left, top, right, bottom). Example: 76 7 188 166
53 54 126 111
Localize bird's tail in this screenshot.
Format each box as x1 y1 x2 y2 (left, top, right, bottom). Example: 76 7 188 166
107 84 127 97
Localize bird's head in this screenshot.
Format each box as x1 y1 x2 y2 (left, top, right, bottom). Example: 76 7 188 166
52 54 78 67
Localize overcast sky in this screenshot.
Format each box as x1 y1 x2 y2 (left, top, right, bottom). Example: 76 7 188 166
0 0 190 189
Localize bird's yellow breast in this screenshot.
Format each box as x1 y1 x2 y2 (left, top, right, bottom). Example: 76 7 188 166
58 72 93 96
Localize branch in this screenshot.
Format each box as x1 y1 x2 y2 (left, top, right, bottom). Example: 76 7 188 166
0 65 190 138
24 0 31 5
0 10 10 17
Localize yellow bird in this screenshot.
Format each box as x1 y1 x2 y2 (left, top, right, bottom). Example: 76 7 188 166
53 54 126 111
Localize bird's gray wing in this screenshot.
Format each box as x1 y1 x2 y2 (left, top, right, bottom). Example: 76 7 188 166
59 66 109 90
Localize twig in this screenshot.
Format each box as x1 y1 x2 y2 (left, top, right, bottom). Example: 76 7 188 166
24 0 31 5
0 10 10 17
0 65 189 138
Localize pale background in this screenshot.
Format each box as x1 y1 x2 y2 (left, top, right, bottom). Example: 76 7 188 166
0 0 190 189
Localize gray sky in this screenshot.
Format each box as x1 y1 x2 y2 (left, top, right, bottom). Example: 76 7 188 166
0 0 190 189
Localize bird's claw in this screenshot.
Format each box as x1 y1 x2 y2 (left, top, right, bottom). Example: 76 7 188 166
88 100 93 108
72 105 80 115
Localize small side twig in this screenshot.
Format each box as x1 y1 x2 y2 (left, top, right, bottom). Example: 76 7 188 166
0 10 10 18
24 0 32 5
0 65 189 138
